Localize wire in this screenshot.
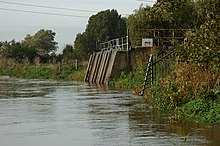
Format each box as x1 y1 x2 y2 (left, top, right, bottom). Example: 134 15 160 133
0 0 130 16
136 0 156 2
0 7 89 18
0 0 97 13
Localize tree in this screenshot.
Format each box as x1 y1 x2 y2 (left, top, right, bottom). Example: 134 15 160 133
177 18 220 72
86 9 127 43
74 32 90 60
126 0 204 47
62 44 76 62
126 6 152 47
2 40 37 63
24 29 58 63
73 9 127 60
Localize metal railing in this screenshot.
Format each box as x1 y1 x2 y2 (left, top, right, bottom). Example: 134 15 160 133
133 29 188 48
140 51 175 96
98 36 129 51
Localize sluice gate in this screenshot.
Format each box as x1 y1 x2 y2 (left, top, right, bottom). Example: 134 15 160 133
84 50 118 84
84 36 130 84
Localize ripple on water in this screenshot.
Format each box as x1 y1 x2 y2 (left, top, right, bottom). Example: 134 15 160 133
0 77 219 146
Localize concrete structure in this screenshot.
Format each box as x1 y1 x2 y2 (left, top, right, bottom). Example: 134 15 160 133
84 50 130 84
84 47 152 84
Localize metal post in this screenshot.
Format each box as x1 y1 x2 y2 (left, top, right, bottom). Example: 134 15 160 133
127 29 129 51
140 54 153 96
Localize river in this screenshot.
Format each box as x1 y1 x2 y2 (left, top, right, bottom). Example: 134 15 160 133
0 76 219 146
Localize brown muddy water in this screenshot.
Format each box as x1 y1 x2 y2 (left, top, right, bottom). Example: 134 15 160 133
0 76 219 146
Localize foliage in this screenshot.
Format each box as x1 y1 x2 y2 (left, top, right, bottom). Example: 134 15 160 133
126 6 152 47
73 9 127 60
57 67 86 81
0 65 86 81
136 0 220 124
196 0 220 19
24 29 58 63
0 29 58 64
0 40 37 64
73 33 90 60
86 9 126 43
177 18 220 73
109 66 145 91
178 91 220 124
126 0 202 47
145 63 220 110
0 66 54 79
61 44 76 62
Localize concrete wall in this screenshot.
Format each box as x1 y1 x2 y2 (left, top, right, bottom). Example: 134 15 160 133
111 51 130 78
129 47 152 70
84 47 153 84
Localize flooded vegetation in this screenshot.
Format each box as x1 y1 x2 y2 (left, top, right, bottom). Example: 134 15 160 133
0 76 219 146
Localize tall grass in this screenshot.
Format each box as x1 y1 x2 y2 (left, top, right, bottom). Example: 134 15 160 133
0 64 86 81
108 66 145 92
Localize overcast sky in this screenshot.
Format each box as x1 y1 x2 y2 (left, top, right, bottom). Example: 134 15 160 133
0 0 156 53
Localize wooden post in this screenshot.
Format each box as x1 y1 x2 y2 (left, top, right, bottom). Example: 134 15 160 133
172 29 175 46
153 29 156 47
153 55 156 84
75 59 78 70
58 62 61 72
157 29 160 47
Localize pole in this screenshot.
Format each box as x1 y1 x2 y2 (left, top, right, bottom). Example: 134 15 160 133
58 62 61 72
127 29 129 51
75 59 78 70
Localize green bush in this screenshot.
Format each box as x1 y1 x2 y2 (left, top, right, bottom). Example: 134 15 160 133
178 91 220 124
176 18 220 73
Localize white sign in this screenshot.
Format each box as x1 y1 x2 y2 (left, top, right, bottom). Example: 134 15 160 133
142 38 153 47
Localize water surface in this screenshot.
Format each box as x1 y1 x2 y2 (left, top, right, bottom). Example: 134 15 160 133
0 76 219 146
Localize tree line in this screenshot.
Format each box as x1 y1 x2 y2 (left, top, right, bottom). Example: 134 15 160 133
1 0 219 65
0 29 57 64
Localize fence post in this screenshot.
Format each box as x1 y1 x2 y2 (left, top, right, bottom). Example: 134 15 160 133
75 59 78 70
58 62 61 72
152 55 156 84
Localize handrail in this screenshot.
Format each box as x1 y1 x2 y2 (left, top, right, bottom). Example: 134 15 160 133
99 36 129 51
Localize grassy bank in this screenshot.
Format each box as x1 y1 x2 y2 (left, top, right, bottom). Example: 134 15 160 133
109 67 145 92
0 64 86 81
109 63 220 125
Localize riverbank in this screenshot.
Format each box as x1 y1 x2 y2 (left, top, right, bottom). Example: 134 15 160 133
0 64 86 81
109 63 220 125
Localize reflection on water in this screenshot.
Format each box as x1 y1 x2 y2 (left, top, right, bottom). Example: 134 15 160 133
0 76 219 146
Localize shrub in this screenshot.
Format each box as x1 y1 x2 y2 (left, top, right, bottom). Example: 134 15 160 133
176 18 220 73
178 91 220 124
